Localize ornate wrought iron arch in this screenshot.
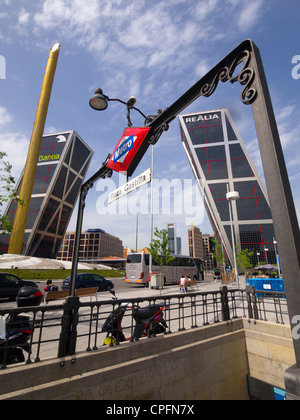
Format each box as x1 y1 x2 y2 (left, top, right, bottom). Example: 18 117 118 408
146 39 259 144
146 39 300 379
199 47 257 105
71 40 300 392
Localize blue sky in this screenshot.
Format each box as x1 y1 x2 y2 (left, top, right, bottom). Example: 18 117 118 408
0 0 299 254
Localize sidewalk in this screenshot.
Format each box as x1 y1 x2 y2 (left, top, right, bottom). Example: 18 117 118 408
101 278 246 302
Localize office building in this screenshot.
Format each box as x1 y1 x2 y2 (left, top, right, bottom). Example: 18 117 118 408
57 229 123 262
0 131 93 258
188 224 204 260
202 234 216 270
167 223 176 254
167 223 182 255
179 108 276 267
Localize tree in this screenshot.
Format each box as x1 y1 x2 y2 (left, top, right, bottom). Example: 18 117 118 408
211 238 225 268
147 227 175 269
0 152 23 233
236 248 254 271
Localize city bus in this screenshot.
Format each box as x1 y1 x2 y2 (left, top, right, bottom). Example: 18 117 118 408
125 253 203 286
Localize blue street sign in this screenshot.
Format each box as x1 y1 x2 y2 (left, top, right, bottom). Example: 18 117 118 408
113 134 135 163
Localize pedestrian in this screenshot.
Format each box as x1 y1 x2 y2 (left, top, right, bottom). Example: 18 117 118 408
179 275 186 292
184 274 191 292
180 274 190 293
43 280 58 294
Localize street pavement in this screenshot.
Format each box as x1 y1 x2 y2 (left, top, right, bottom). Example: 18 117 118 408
0 275 247 310
107 278 246 301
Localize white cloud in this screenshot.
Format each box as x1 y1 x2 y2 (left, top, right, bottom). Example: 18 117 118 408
18 8 30 25
1 0 269 61
33 0 101 44
238 0 263 31
276 105 295 122
275 105 300 149
0 107 12 126
244 137 264 178
195 59 211 78
278 128 300 149
287 156 300 169
34 0 72 30
31 0 265 74
0 132 29 178
192 0 220 21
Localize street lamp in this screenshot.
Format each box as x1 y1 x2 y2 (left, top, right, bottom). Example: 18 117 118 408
256 252 260 266
264 247 269 265
89 88 147 127
69 91 150 298
273 238 281 276
60 90 151 358
226 187 240 288
89 88 109 111
89 88 157 286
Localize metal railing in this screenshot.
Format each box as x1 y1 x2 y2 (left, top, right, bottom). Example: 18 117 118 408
0 286 289 369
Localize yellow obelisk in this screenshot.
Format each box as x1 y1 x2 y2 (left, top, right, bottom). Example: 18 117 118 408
8 43 60 255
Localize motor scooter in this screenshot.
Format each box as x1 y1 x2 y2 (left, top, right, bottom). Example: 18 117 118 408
0 286 43 366
0 314 34 366
102 290 167 345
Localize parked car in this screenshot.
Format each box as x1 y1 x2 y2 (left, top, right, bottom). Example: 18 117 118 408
0 273 38 301
62 273 114 292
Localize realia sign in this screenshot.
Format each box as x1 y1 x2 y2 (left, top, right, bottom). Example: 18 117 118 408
107 127 150 175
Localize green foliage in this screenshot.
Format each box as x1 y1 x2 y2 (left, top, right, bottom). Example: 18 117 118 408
236 248 254 271
211 238 254 271
257 261 267 267
211 238 224 266
147 227 175 268
0 152 24 233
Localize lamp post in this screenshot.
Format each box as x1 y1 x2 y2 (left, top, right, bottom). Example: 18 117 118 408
68 156 113 297
89 88 157 287
256 252 260 266
89 88 147 127
264 247 269 265
226 187 240 289
69 91 148 294
149 144 154 288
273 238 281 276
59 91 150 358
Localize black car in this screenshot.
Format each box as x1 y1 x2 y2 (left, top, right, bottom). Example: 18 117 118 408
0 273 38 301
62 273 114 292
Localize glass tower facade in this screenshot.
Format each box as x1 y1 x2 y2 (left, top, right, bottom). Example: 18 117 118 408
167 223 176 254
179 109 276 267
0 131 93 258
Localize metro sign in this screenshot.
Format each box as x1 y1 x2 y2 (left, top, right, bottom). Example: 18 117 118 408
112 134 135 163
107 127 151 175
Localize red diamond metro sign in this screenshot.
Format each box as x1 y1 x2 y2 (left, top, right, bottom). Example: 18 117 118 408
107 127 151 176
